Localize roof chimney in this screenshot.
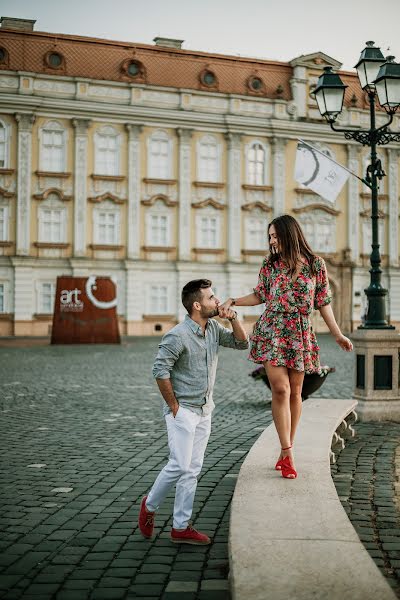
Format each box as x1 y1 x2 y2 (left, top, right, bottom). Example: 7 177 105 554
0 16 36 31
153 37 184 49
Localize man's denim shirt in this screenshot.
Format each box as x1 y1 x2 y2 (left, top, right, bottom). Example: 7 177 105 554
152 315 249 416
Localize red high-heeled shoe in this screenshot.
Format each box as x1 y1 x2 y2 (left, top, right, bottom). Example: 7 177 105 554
275 444 292 471
281 456 297 479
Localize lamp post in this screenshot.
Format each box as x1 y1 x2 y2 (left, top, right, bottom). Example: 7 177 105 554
314 42 400 329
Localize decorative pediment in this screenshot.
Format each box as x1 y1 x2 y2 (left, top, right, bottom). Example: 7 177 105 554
141 194 178 207
0 185 15 198
290 52 342 70
33 188 72 202
241 202 271 213
191 198 225 210
88 192 126 205
293 204 340 216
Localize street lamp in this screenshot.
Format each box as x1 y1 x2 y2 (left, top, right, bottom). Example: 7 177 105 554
314 42 400 329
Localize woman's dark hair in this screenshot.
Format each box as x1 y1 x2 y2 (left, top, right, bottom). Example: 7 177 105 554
268 214 317 276
181 279 212 314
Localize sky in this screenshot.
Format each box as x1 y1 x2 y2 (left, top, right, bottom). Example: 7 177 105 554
2 0 400 72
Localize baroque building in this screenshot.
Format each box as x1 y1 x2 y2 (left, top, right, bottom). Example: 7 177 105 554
0 17 399 337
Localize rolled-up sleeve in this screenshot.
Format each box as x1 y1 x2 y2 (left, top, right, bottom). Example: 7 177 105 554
314 257 332 309
152 332 183 379
217 323 249 350
253 258 269 303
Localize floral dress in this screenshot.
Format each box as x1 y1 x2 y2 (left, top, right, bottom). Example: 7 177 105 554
249 255 332 373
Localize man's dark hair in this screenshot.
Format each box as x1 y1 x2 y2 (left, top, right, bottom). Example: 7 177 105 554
181 279 212 315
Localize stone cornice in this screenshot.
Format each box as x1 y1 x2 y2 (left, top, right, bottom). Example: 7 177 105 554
242 184 273 191
33 188 72 202
293 204 341 216
88 192 126 204
143 178 177 185
241 202 272 212
0 186 15 198
141 195 178 207
191 199 225 210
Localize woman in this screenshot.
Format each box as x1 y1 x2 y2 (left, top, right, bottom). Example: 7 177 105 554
219 214 353 479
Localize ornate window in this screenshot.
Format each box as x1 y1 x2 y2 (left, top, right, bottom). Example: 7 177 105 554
94 126 120 176
121 59 146 81
199 68 218 88
149 284 169 314
197 135 220 182
93 202 120 245
39 282 56 314
0 47 8 65
38 193 67 243
246 142 268 185
147 130 172 179
39 121 67 172
0 205 8 241
298 212 336 253
147 214 170 246
0 119 10 168
196 214 220 248
247 75 265 94
245 216 266 250
44 51 65 70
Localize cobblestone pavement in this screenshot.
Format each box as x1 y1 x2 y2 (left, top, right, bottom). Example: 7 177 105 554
0 334 351 600
332 423 400 598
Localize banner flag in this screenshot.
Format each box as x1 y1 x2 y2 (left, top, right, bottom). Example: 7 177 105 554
295 139 350 202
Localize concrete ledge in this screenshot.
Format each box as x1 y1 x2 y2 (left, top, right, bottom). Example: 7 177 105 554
229 398 397 600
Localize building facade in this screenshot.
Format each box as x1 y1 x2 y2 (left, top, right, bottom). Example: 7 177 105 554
0 18 399 337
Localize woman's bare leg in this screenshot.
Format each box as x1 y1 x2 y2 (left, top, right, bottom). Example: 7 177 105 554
264 363 294 468
288 368 304 446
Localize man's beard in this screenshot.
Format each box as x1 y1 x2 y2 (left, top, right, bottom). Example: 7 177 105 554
201 307 219 319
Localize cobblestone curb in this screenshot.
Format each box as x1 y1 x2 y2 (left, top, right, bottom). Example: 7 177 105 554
332 422 400 598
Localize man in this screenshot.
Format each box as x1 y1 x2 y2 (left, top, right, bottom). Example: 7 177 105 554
138 279 248 544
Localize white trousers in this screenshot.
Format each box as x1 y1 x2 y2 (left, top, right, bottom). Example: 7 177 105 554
146 406 212 529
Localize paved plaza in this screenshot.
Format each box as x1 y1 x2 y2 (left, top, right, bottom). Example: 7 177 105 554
0 333 388 600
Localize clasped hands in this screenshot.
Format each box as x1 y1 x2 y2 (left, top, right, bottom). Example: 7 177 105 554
218 299 236 321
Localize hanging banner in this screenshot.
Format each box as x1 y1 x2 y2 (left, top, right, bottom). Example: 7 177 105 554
295 139 350 202
51 276 120 344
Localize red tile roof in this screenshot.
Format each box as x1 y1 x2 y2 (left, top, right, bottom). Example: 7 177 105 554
0 27 363 106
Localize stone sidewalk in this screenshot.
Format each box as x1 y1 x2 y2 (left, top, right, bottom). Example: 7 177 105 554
0 335 352 599
332 423 400 598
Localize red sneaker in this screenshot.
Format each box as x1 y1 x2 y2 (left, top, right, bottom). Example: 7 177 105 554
171 523 211 545
138 495 155 539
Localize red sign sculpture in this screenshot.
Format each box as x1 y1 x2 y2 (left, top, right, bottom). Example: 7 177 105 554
51 276 120 344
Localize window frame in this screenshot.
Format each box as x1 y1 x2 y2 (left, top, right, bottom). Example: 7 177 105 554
148 284 169 315
38 281 56 314
196 213 220 249
0 281 7 313
197 135 221 183
37 193 68 244
245 140 269 186
146 211 171 247
0 204 9 241
147 130 173 180
0 118 11 169
39 120 67 173
94 126 121 177
245 215 266 250
93 206 120 246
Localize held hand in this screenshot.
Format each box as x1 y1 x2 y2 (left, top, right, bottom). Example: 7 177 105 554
335 334 353 352
225 308 237 321
172 403 179 418
218 299 233 317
